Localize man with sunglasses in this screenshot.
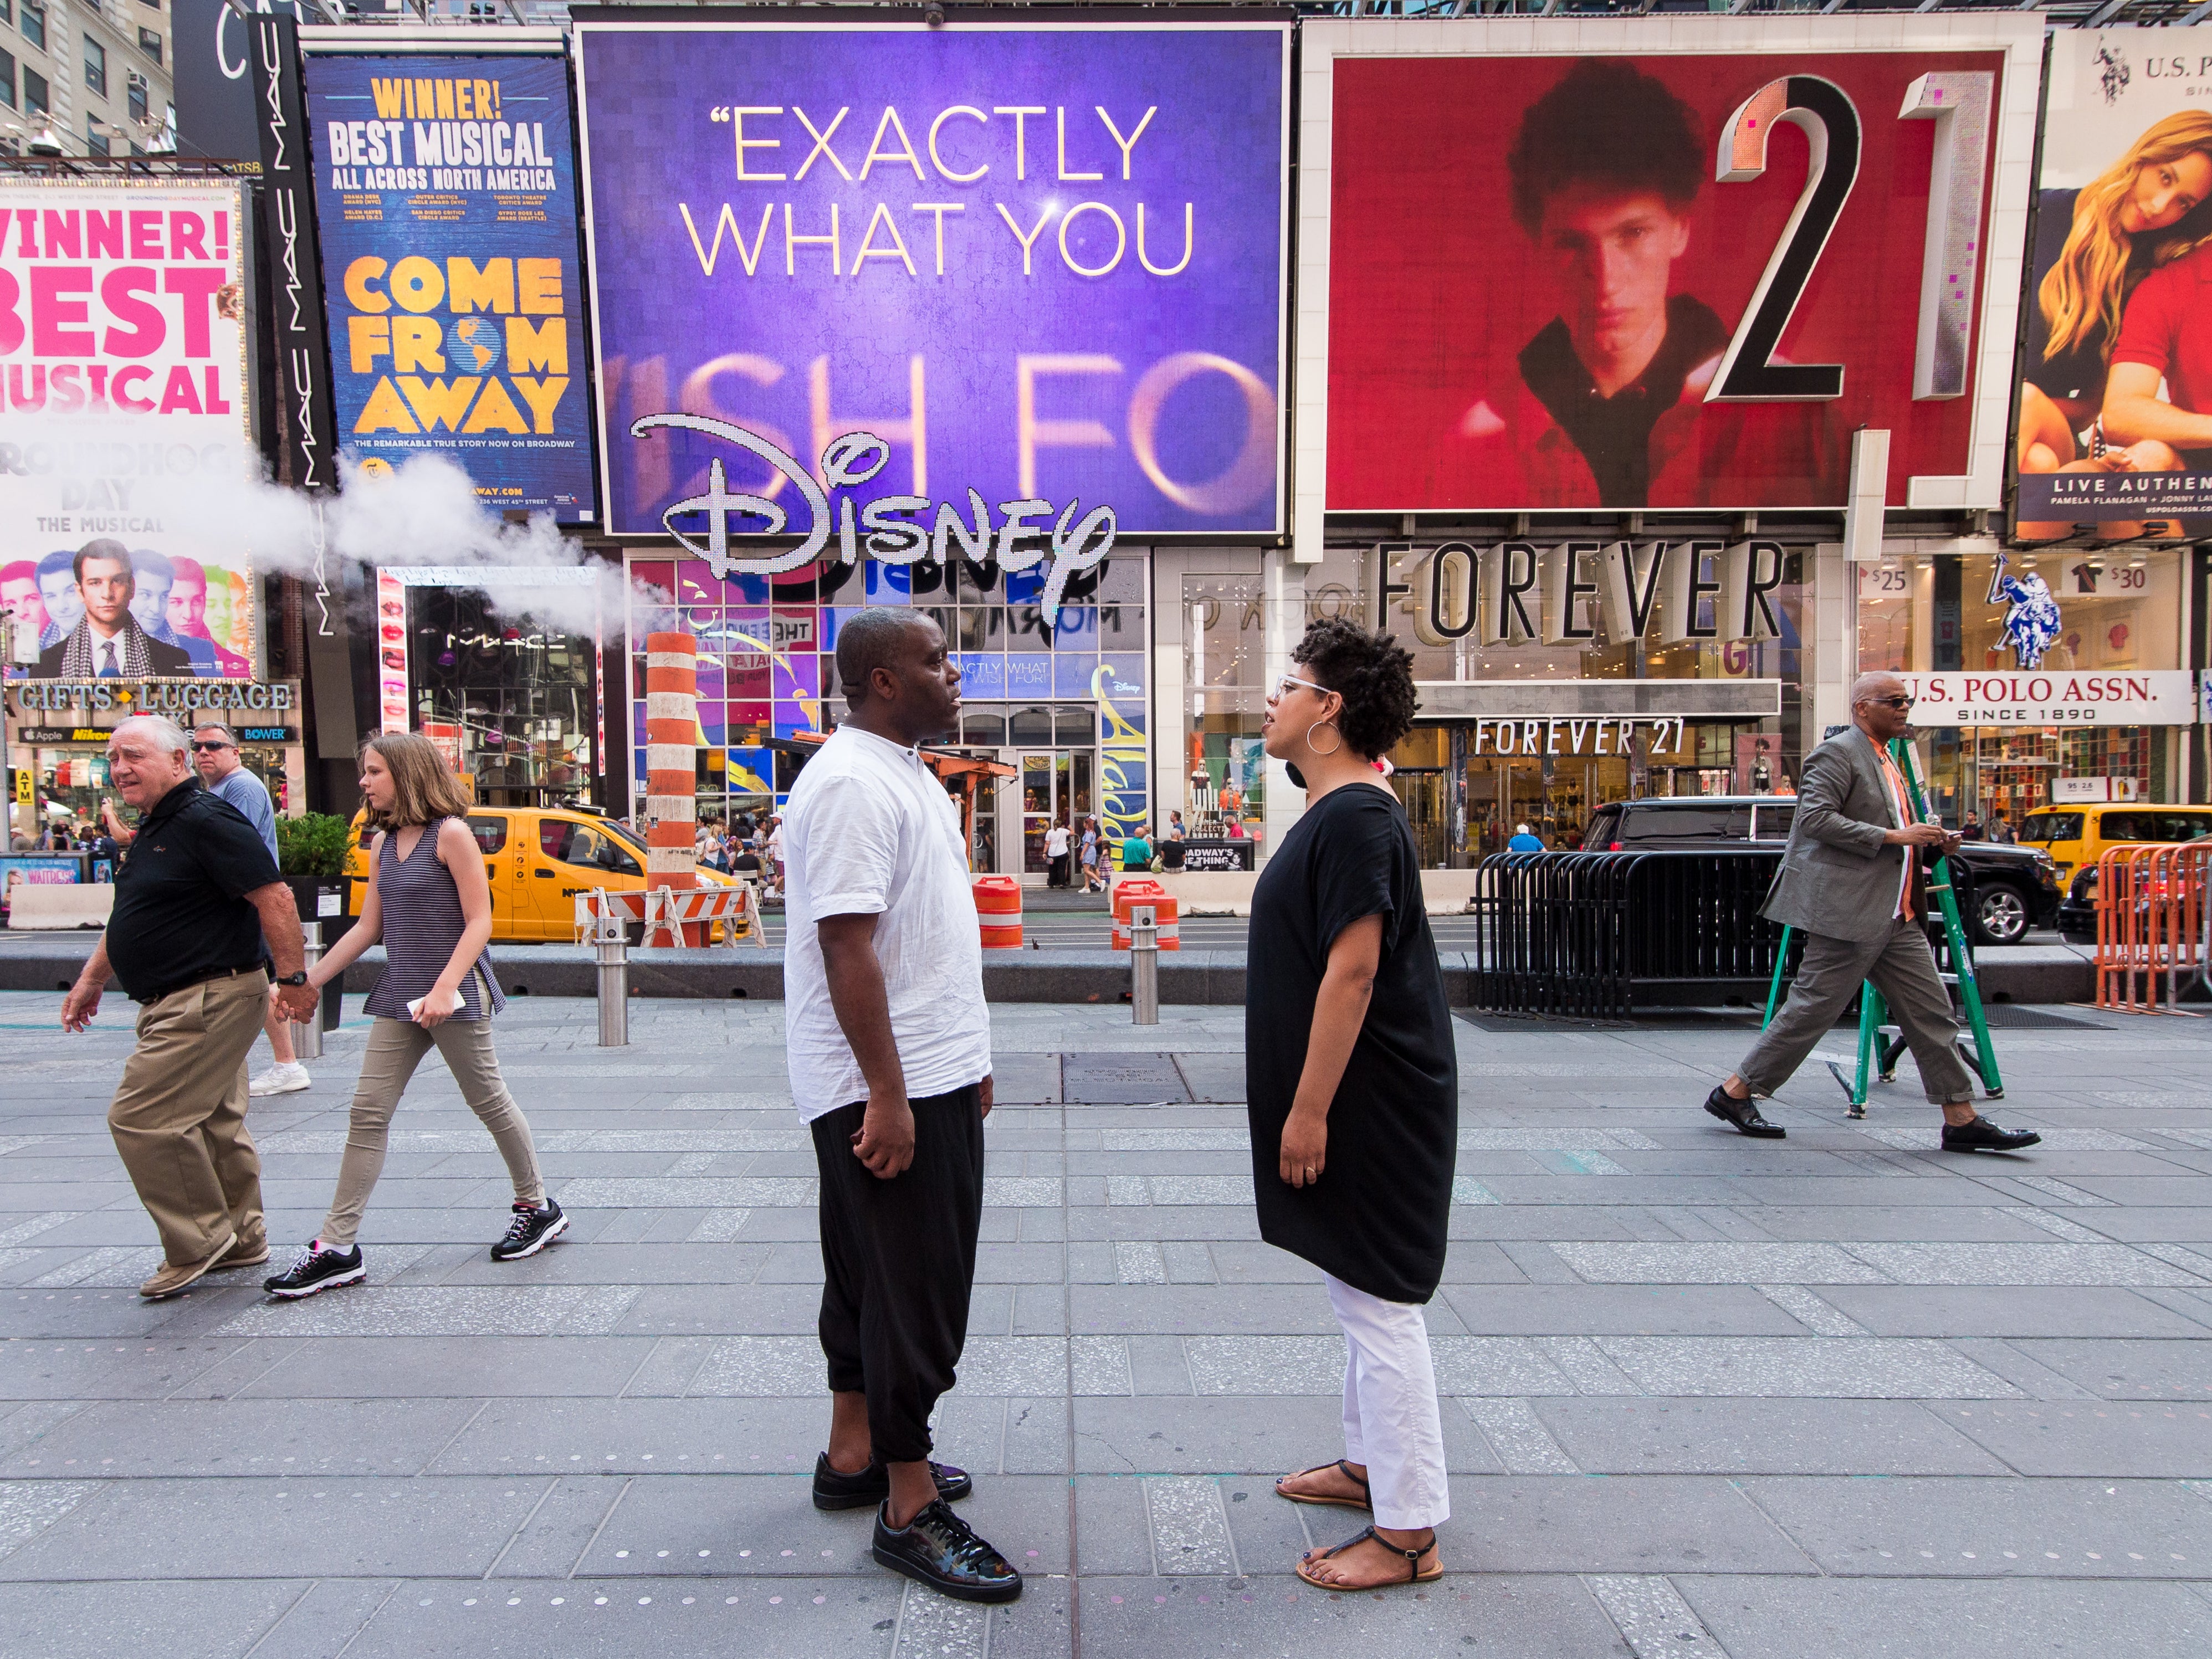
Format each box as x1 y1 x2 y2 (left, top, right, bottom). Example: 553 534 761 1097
1704 673 2040 1153
193 724 313 1098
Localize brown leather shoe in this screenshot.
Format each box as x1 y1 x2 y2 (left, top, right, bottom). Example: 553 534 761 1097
139 1232 237 1299
209 1232 269 1269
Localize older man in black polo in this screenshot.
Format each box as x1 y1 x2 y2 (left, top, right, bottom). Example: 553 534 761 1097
61 715 319 1298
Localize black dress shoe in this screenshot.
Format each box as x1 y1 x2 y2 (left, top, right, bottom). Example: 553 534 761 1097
813 1452 972 1511
1940 1116 2042 1154
1704 1085 1786 1139
872 1497 1022 1603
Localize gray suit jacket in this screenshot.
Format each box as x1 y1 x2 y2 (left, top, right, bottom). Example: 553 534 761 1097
1760 729 1909 944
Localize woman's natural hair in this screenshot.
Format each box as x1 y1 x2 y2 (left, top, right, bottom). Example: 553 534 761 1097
1291 616 1419 761
359 733 472 829
2041 111 2212 365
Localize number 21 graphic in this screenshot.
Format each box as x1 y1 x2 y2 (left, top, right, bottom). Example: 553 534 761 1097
1708 71 1993 404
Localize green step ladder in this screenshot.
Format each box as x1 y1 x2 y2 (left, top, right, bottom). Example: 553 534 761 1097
1760 738 2003 1117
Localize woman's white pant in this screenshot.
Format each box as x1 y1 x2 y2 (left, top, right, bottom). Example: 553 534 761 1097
1327 1272 1450 1529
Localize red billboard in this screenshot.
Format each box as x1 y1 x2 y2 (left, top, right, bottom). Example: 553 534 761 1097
1310 24 2039 518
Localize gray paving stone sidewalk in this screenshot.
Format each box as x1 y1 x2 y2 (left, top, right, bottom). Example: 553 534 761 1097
0 991 2208 1657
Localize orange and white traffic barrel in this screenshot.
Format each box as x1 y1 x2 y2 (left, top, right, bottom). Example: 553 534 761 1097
1112 878 1180 950
974 875 1023 949
644 631 704 945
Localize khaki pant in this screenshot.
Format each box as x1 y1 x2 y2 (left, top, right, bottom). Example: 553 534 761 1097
1738 915 1979 1105
108 970 268 1265
320 1013 543 1249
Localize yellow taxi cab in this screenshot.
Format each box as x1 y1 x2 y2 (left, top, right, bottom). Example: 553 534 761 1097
346 804 740 943
2018 802 2212 885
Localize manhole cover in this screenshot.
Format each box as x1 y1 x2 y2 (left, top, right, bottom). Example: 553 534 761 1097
1060 1053 1191 1104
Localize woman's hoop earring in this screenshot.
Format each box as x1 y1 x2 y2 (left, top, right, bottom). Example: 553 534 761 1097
1307 721 1343 759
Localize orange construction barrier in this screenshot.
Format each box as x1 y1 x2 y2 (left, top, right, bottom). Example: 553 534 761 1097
2095 842 2211 1013
1112 878 1180 950
574 885 764 948
974 875 1023 949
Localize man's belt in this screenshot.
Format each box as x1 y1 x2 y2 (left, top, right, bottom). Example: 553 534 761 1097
135 964 267 1006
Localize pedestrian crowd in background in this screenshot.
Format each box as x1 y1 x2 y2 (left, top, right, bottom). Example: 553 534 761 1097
691 812 784 897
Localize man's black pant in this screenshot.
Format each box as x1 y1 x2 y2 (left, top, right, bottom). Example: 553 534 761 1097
811 1083 985 1465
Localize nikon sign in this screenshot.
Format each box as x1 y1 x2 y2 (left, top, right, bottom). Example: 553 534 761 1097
1381 541 1788 649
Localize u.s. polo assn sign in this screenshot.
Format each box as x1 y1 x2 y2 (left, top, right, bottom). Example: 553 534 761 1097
1899 671 2197 726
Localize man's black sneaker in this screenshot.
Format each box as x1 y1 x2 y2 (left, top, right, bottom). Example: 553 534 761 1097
262 1241 366 1299
813 1452 973 1511
872 1498 1021 1604
1940 1117 2042 1154
490 1199 567 1261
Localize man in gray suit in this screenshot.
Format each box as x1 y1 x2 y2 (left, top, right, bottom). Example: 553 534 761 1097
1705 672 2040 1153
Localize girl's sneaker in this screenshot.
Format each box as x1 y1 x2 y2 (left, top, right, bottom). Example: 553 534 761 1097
490 1199 567 1261
262 1241 366 1299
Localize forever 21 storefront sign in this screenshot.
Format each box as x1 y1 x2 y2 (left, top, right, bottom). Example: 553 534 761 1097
10 682 299 715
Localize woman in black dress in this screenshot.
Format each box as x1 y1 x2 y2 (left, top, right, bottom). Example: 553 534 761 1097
1247 617 1457 1590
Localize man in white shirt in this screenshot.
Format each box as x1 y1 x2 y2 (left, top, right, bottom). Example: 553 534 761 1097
782 608 1018 1605
192 724 313 1098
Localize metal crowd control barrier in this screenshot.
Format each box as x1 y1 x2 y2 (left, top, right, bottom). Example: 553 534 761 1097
2095 843 2211 1015
1472 849 1790 1020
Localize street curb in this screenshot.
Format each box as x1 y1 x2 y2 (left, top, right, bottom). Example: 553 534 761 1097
0 939 2092 1006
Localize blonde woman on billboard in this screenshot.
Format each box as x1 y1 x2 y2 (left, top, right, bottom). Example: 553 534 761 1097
2017 111 2212 539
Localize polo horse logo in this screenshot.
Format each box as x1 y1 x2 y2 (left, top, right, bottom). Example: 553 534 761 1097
1986 552 2062 670
2097 46 2130 106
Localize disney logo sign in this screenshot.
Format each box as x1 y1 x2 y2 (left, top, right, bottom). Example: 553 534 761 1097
632 413 1118 624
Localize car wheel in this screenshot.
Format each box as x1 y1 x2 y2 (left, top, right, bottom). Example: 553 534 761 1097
1974 884 2030 946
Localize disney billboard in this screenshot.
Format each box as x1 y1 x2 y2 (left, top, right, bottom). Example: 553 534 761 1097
572 18 1290 540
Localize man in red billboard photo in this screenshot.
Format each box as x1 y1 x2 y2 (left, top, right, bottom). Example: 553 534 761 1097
1458 59 1837 509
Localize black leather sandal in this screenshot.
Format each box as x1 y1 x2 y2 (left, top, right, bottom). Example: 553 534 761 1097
1274 1458 1371 1512
1295 1525 1442 1588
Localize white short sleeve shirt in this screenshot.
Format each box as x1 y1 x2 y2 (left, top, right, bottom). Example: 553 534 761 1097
782 724 991 1121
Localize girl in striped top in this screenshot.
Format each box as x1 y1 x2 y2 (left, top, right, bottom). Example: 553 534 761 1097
264 734 563 1298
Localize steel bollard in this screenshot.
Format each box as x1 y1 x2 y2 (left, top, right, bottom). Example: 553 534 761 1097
1130 903 1159 1026
290 921 325 1059
596 909 630 1047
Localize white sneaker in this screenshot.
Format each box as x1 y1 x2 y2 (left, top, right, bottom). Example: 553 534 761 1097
249 1062 311 1097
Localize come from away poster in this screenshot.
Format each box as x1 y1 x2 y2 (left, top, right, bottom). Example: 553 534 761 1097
304 50 596 522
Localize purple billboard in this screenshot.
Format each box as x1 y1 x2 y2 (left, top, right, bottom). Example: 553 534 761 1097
572 20 1289 541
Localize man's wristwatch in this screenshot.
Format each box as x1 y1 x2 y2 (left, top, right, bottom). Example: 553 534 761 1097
275 970 309 987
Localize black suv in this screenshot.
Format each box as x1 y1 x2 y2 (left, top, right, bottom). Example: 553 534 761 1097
1580 796 2062 946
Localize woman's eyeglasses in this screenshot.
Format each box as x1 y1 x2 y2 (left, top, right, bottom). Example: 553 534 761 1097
1274 673 1329 700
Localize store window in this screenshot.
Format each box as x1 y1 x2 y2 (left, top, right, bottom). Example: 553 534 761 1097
1858 550 2184 819
1183 572 1266 839
406 587 597 808
626 553 1147 875
1299 541 1811 864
